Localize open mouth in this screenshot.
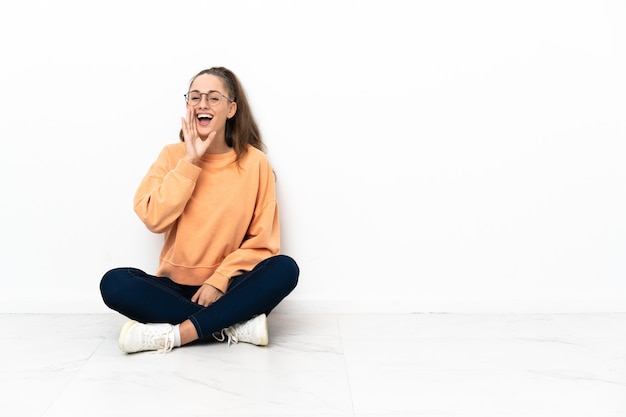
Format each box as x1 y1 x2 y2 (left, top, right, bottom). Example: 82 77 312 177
197 114 213 126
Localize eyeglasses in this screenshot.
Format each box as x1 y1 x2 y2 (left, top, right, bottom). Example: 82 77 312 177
184 90 233 107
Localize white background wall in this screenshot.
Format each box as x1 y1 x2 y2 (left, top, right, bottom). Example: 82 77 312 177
0 0 624 314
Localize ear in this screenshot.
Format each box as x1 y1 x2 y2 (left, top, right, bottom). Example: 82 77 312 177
227 101 237 119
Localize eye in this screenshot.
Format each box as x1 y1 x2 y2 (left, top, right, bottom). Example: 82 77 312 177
187 94 201 103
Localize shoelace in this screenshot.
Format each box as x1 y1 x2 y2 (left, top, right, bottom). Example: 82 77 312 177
142 326 174 353
212 317 262 347
212 326 239 347
157 333 174 354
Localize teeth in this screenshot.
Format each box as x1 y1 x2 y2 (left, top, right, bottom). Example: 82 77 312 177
197 114 213 120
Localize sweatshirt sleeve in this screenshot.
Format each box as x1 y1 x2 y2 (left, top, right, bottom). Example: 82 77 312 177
133 146 201 233
207 158 281 291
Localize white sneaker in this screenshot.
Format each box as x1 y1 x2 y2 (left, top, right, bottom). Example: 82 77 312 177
118 320 175 353
213 314 269 346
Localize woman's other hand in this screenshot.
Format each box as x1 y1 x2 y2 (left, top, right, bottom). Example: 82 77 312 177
191 283 223 307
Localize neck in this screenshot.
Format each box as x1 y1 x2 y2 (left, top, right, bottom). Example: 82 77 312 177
204 136 232 154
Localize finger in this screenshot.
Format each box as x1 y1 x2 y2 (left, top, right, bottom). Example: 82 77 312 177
185 108 192 132
182 111 190 138
181 117 188 137
191 114 198 138
186 105 193 124
187 107 196 129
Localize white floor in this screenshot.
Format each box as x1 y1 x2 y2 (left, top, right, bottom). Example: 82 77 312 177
1 312 625 417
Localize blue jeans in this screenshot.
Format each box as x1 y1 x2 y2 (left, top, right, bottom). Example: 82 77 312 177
100 255 299 340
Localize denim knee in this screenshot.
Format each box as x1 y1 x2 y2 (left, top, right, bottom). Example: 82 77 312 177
99 268 133 309
275 255 300 291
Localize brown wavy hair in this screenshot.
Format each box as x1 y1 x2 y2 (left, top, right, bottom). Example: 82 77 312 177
179 67 266 161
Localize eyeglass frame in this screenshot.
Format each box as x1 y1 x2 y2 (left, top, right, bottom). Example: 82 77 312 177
184 90 234 107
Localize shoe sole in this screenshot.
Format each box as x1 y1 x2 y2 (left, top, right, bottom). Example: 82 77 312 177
118 320 138 352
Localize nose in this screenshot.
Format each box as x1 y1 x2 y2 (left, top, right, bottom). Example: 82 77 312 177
198 94 210 108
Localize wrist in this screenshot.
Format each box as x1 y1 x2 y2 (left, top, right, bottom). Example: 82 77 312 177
203 282 224 294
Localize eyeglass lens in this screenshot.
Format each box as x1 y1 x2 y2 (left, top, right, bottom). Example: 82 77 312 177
186 92 224 107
